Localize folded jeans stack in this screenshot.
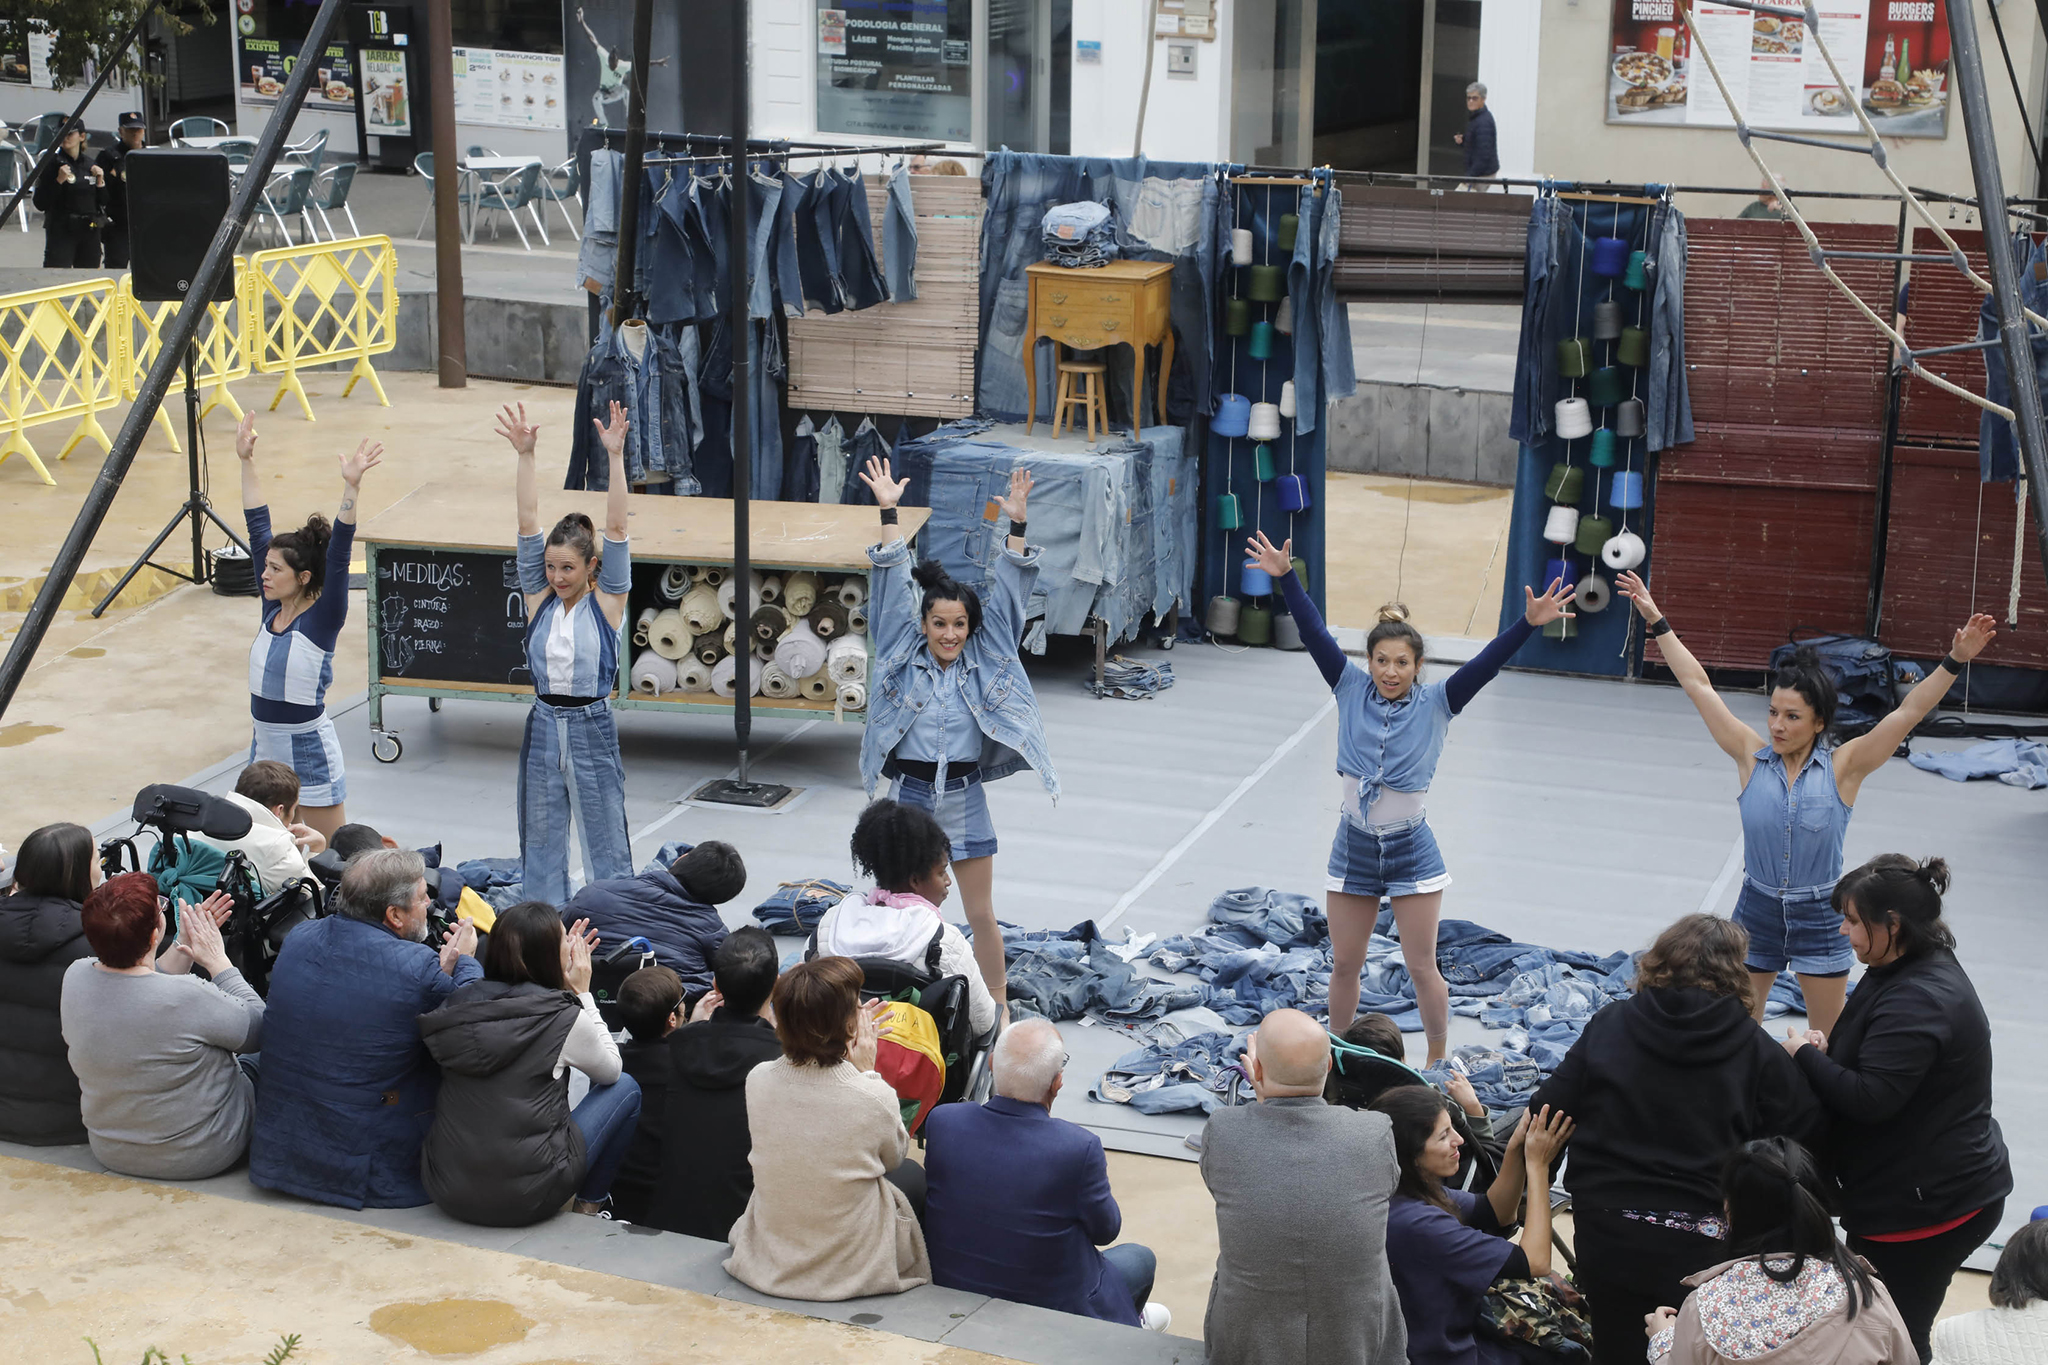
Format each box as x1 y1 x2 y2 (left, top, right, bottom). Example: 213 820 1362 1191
1041 201 1118 269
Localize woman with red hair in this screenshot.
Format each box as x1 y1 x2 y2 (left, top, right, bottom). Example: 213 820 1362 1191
59 873 265 1179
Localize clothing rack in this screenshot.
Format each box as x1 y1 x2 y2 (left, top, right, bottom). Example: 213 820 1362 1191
640 142 988 171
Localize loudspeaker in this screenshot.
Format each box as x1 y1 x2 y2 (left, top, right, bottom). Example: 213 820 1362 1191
125 149 234 303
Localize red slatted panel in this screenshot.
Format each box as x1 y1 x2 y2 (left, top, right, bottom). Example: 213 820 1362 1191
1879 446 2048 668
1897 228 1989 444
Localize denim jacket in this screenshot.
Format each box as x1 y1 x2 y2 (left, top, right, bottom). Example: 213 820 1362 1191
567 320 700 493
860 536 1059 802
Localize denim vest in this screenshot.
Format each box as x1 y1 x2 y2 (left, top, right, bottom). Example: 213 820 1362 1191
1738 745 1852 898
859 537 1059 801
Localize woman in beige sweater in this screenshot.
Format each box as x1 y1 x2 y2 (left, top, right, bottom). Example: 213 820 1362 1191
724 957 931 1300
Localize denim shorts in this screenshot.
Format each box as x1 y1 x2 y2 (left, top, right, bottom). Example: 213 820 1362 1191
889 770 998 861
1325 813 1451 900
1734 880 1852 976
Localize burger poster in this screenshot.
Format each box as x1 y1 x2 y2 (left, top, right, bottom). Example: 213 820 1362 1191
238 37 357 112
1606 0 1950 137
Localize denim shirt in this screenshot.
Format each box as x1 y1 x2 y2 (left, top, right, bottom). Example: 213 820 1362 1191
860 536 1059 801
566 321 700 494
1738 745 1852 898
1334 669 1455 813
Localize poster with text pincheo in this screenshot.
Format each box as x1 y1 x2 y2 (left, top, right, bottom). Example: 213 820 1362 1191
1605 0 1949 138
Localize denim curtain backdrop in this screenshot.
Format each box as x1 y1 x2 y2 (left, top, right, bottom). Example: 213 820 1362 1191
1198 172 1346 619
1499 191 1693 676
1977 231 2047 483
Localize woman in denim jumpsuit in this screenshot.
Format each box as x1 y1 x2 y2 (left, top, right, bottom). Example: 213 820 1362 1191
1620 570 1996 1035
499 401 636 906
857 455 1057 1015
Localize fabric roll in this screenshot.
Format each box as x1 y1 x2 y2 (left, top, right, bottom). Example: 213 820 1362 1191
699 565 727 588
754 640 776 663
760 660 798 698
631 651 678 695
751 604 790 643
709 653 761 699
677 658 714 692
718 569 764 621
826 634 867 684
836 681 866 712
782 570 820 617
799 672 836 702
660 565 691 600
723 621 739 655
847 605 869 636
808 599 849 640
680 583 724 635
648 609 692 660
774 618 828 679
759 574 783 604
633 605 657 646
696 633 728 667
835 576 868 608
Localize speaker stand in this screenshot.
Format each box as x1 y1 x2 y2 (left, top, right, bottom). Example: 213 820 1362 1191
93 346 248 617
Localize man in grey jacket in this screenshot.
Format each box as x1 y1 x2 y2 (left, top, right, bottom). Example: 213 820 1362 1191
1200 1008 1408 1365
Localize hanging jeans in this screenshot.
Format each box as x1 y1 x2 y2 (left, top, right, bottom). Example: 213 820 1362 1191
834 170 890 311
518 698 632 907
747 171 783 321
691 176 731 319
1644 202 1694 452
772 171 808 318
883 165 918 302
650 176 714 326
797 170 846 314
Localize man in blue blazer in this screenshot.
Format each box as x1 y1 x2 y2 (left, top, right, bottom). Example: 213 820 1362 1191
922 1018 1168 1329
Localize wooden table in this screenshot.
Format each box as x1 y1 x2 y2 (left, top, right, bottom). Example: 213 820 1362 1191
1023 259 1174 442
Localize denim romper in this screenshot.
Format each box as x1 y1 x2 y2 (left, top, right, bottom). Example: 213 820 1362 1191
1733 744 1854 975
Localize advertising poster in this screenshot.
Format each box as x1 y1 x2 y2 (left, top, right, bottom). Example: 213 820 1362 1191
1605 0 1950 138
362 49 411 136
238 37 357 111
816 0 971 141
564 0 685 137
452 48 566 130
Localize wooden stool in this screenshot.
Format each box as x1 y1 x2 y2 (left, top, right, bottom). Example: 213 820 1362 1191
1054 356 1108 442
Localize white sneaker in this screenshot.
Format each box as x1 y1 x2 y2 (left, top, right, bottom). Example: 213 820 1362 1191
1141 1303 1172 1332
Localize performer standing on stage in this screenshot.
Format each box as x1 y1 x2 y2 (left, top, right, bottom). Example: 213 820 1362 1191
856 455 1056 1014
1618 569 1996 1035
237 414 381 842
499 400 635 905
1246 530 1576 1062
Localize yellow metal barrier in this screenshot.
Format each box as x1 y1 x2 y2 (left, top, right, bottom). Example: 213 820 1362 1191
116 266 251 453
0 277 122 485
243 234 397 422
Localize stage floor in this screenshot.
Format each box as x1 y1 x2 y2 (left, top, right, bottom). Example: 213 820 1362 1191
105 637 2046 1256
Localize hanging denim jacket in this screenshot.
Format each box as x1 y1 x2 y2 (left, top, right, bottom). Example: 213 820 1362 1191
785 414 820 502
566 321 700 494
882 164 918 302
1644 200 1694 453
859 537 1059 802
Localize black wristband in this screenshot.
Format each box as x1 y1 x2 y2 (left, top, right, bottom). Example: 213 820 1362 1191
879 507 899 525
1647 617 1673 638
1008 518 1027 539
1938 653 1965 674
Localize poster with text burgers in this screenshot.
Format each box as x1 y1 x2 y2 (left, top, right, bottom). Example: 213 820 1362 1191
1607 0 1949 137
816 0 971 142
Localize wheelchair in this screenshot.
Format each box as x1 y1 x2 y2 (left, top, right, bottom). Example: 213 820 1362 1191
806 923 998 1119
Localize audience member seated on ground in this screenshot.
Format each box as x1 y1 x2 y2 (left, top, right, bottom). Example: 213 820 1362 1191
561 841 744 999
604 964 683 1224
923 1018 1170 1330
1201 1008 1408 1365
1531 913 1822 1365
812 800 996 1034
250 848 479 1210
1372 1085 1573 1365
725 956 931 1300
1930 1217 2048 1364
420 903 642 1225
1781 856 2011 1365
1647 1137 1916 1365
60 873 262 1179
0 823 98 1145
193 760 327 894
646 926 782 1240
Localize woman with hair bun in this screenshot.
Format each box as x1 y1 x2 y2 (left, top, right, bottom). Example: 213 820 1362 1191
1619 570 1995 1036
1244 530 1576 1059
498 400 634 905
236 413 384 841
1783 854 2010 1362
854 456 1056 1012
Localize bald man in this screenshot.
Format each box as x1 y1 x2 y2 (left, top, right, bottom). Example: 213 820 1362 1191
1200 1009 1407 1365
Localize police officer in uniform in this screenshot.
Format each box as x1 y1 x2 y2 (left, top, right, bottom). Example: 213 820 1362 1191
32 119 105 267
97 111 147 269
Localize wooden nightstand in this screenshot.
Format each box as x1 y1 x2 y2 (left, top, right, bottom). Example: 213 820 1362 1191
1023 259 1175 441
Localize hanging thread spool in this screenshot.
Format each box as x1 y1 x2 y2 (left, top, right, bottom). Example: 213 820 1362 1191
1277 474 1312 512
1231 227 1253 266
1574 513 1615 557
1247 264 1285 302
1248 320 1276 359
1214 394 1251 437
1543 557 1580 590
1610 470 1645 509
1273 613 1304 650
1237 603 1274 646
1544 463 1585 504
1205 594 1242 636
1586 367 1626 408
1278 213 1299 251
1217 492 1243 530
1543 615 1580 641
1592 299 1624 341
1274 296 1294 335
1543 505 1581 545
1556 337 1590 378
1253 444 1276 481
1279 380 1297 418
1248 402 1281 440
809 599 849 640
660 565 691 601
1589 429 1617 468
648 609 692 660
1614 397 1646 438
758 574 783 604
1241 564 1274 597
1225 298 1251 336
751 604 789 643
1555 398 1593 439
632 651 679 696
1575 573 1612 613
760 661 798 698
1601 530 1647 571
1590 236 1629 276
1290 556 1312 592
1624 250 1649 290
1617 326 1649 369
782 570 820 617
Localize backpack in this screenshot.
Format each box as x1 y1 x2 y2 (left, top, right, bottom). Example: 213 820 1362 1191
873 1000 947 1133
1768 633 1899 740
808 919 981 1113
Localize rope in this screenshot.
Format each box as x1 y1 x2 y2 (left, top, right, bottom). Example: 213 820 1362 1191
2011 478 2029 626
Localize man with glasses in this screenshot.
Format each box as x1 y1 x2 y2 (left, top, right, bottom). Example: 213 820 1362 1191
920 1018 1172 1330
1454 82 1499 188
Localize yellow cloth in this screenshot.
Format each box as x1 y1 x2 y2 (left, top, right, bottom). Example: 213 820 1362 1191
456 885 497 932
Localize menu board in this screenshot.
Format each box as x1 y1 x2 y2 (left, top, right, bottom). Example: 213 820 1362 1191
452 47 566 130
1606 0 1950 138
237 37 357 111
816 0 972 141
374 548 532 687
361 49 411 136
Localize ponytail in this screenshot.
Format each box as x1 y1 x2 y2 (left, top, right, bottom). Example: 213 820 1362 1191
547 512 597 564
269 513 333 597
1829 853 1955 958
1721 1137 1875 1318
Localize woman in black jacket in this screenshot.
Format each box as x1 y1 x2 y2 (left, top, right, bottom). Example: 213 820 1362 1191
1530 913 1821 1365
1782 854 2009 1363
32 121 105 268
0 823 97 1144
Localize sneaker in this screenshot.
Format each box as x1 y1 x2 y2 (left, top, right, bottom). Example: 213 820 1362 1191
1183 1130 1204 1154
1141 1303 1172 1332
572 1196 614 1219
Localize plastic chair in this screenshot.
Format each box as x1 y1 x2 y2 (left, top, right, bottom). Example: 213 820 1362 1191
412 151 474 240
309 161 360 240
471 160 547 249
538 156 581 241
258 165 317 245
464 144 499 160
0 143 30 230
169 116 229 143
282 127 327 177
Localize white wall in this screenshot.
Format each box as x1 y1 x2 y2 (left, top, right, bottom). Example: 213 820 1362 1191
1477 0 1542 180
755 0 813 140
0 80 142 137
1070 0 1232 162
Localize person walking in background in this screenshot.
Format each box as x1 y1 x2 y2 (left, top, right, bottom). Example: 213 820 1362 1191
33 119 103 267
96 112 146 268
1455 83 1498 186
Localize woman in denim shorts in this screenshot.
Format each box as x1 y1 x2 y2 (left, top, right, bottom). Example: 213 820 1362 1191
1619 570 1997 1035
1249 532 1576 1064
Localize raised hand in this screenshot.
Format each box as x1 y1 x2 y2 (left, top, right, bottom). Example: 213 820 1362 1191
1521 1104 1575 1167
1616 570 1661 623
1000 467 1035 521
690 987 724 1024
236 412 259 461
439 917 477 976
857 455 908 509
340 439 384 488
177 897 232 975
1952 613 1998 663
563 921 595 994
494 402 539 457
1523 577 1578 627
595 399 629 461
850 997 883 1073
1244 530 1293 579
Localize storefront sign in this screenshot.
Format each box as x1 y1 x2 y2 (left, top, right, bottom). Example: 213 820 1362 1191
815 0 971 142
452 47 566 130
238 36 357 111
1605 0 1950 138
361 49 411 135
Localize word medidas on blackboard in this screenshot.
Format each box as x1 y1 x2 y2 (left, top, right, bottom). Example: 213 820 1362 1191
374 547 531 687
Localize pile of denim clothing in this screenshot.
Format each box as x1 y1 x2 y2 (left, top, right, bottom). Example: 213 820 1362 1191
1002 921 1207 1024
1907 738 2048 789
752 878 853 935
1042 201 1118 269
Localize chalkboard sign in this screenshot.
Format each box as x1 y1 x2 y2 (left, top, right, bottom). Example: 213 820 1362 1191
373 547 533 688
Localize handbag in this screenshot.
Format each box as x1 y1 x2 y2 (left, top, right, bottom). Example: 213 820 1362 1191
1478 1274 1595 1361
